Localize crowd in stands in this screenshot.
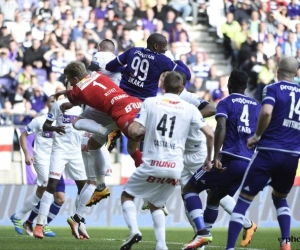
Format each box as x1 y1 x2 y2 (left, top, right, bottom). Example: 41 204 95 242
222 0 300 102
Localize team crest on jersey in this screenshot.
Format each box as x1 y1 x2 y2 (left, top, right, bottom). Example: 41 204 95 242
47 113 53 119
136 113 140 118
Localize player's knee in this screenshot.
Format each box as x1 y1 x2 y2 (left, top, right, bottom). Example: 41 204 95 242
88 137 101 150
46 178 59 194
272 190 288 199
182 182 194 194
54 193 65 205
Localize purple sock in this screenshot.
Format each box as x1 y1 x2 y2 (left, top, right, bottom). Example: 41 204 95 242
27 202 40 223
272 195 290 244
47 202 61 224
183 193 206 231
226 196 251 250
204 204 219 232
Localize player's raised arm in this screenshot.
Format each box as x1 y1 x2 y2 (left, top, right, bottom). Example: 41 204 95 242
199 102 216 118
105 49 130 72
174 60 191 80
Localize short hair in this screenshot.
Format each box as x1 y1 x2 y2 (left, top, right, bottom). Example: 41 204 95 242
163 71 183 94
64 61 88 79
99 39 115 52
175 71 187 86
228 69 248 90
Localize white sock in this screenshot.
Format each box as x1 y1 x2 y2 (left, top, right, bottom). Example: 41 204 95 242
96 175 106 190
74 119 108 135
152 209 167 249
15 193 40 220
122 200 140 235
243 218 252 228
75 194 80 210
220 195 236 214
36 191 53 225
76 184 96 218
185 209 197 233
89 148 107 190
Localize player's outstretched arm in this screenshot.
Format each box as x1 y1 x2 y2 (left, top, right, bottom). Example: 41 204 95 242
128 121 146 142
200 125 214 171
213 117 226 172
51 90 67 100
174 60 191 80
43 120 66 135
19 130 33 165
199 103 216 118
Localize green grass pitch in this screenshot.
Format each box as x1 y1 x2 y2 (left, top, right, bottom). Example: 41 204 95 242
1 227 300 250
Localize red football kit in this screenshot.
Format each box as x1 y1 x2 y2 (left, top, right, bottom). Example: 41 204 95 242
67 71 142 137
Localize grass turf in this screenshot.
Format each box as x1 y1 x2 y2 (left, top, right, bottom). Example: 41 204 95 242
1 227 300 250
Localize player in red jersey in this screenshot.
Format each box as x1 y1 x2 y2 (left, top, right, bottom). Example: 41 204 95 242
62 61 142 140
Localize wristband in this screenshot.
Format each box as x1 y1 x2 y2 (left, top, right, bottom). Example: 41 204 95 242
253 133 261 141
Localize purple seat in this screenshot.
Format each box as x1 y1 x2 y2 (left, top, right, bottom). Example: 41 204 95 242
0 77 14 90
33 68 48 85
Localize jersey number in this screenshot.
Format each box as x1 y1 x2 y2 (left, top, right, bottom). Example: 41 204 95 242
289 92 300 120
156 114 176 138
240 105 249 126
131 56 149 81
93 81 107 90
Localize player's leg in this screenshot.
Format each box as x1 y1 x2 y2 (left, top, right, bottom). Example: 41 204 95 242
270 154 298 250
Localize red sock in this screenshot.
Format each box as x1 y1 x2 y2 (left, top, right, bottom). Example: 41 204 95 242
131 150 143 168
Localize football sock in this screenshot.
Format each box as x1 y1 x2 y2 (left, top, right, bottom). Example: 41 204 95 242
204 204 219 232
183 193 206 232
47 202 62 224
77 184 96 218
74 119 108 135
131 150 143 168
36 191 53 225
15 193 40 220
226 196 251 249
152 209 167 249
122 200 140 234
75 194 80 210
272 194 291 244
27 202 40 223
96 175 106 190
181 194 197 233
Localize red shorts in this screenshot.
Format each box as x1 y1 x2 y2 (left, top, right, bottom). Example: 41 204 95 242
112 96 142 138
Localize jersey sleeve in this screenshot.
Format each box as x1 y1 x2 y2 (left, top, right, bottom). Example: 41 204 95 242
25 118 40 134
180 89 208 108
134 99 148 127
190 105 207 129
215 99 228 119
159 55 177 72
261 84 276 106
67 87 82 104
47 101 59 122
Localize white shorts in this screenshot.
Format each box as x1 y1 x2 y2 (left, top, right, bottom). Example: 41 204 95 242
80 107 118 145
49 150 86 181
124 165 181 207
180 150 207 187
33 162 49 187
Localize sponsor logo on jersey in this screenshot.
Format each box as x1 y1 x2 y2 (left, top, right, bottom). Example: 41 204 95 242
161 99 180 105
105 88 116 96
62 115 77 123
124 102 142 113
76 72 100 90
111 94 128 104
157 99 184 110
146 176 179 186
150 160 176 168
42 131 53 138
48 113 53 119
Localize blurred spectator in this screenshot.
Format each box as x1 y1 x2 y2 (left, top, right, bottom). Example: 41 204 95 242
249 11 260 38
294 68 300 84
93 18 107 39
17 64 36 89
114 0 127 19
165 42 178 60
274 45 283 65
23 39 45 69
0 0 19 22
74 0 92 22
186 41 207 65
179 53 188 66
169 17 189 43
7 12 31 44
168 0 192 21
52 0 71 21
266 12 278 35
281 31 300 57
175 31 191 56
263 33 277 58
287 0 300 19
234 0 251 24
27 84 48 113
76 28 100 51
187 77 207 99
117 28 135 52
0 47 16 79
296 49 300 67
275 22 287 46
35 0 53 23
231 20 248 64
130 19 144 43
58 29 71 49
105 8 118 32
43 71 64 96
258 1 268 21
135 0 148 19
219 75 229 98
103 29 118 51
87 40 97 56
75 50 92 69
0 25 12 48
71 17 85 41
22 2 33 23
134 29 150 47
154 19 165 34
221 12 241 58
163 9 176 32
63 41 76 61
256 21 267 42
86 10 97 30
64 9 75 30
142 8 157 33
191 52 210 78
95 0 109 19
31 19 47 41
203 65 220 93
238 34 257 72
153 0 172 21
23 31 33 49
8 40 24 70
0 83 11 124
124 6 138 30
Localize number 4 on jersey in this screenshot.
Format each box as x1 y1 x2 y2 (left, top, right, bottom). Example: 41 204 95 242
157 114 176 138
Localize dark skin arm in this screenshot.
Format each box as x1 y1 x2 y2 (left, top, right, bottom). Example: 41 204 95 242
43 119 66 135
199 103 216 118
213 116 226 172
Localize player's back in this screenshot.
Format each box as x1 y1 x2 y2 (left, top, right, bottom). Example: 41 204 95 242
91 51 121 85
257 81 300 154
141 93 204 173
217 94 260 160
118 47 177 100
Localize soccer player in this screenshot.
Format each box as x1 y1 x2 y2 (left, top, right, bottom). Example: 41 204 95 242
10 96 65 237
32 97 89 240
119 71 214 250
182 70 261 250
226 57 300 250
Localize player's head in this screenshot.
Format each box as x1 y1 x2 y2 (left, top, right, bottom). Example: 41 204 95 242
163 71 184 95
147 33 167 54
98 39 115 53
277 56 298 81
46 95 55 110
175 71 187 86
64 61 88 86
228 69 248 94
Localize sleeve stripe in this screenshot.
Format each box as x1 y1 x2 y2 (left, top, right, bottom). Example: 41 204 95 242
117 56 124 65
262 96 275 103
172 64 177 71
215 113 228 118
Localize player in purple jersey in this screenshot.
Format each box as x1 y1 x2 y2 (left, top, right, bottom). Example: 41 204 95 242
181 70 261 250
226 57 300 250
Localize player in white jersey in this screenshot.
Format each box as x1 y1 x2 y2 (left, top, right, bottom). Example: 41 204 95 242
10 96 65 237
119 71 214 250
32 98 90 240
